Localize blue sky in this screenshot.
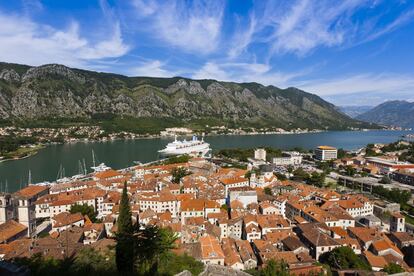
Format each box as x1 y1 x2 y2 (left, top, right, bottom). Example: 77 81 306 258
1 0 414 106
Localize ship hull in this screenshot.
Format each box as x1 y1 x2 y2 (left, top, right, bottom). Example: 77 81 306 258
158 145 210 156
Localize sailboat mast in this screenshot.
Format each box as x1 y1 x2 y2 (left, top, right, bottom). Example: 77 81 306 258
78 160 82 175
83 159 87 174
92 150 96 167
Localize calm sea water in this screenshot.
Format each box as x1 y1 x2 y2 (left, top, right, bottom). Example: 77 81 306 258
0 130 412 192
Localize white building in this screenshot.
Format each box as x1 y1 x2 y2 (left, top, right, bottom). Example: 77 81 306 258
273 197 287 218
254 148 266 161
272 151 303 166
13 186 49 237
390 213 405 232
228 189 257 208
315 146 337 161
160 127 193 137
136 191 179 218
220 177 249 198
249 171 277 188
0 193 14 224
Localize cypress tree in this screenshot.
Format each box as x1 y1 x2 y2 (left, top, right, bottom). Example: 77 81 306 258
116 181 134 273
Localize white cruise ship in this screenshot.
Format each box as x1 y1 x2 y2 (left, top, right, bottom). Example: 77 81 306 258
158 136 211 156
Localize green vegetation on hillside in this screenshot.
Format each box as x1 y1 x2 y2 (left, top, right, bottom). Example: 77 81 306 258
70 203 98 223
0 61 379 133
319 246 371 271
246 259 290 276
382 263 404 274
372 186 411 205
0 136 37 154
12 241 202 276
171 167 191 184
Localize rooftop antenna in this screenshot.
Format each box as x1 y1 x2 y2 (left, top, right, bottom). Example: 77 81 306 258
5 180 8 193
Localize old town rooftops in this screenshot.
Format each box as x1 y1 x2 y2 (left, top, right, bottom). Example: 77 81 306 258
0 220 27 243
94 169 123 179
13 185 48 199
52 212 84 228
199 234 225 260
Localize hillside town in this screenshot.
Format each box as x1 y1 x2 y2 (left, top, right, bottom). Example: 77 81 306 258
0 141 414 275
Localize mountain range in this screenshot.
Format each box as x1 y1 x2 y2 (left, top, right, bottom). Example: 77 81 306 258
0 62 374 133
356 100 414 128
339 105 373 118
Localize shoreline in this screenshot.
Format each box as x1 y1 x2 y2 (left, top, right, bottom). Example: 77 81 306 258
1 128 409 165
0 145 45 163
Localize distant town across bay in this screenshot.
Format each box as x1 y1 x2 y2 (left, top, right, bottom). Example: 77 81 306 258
0 130 412 192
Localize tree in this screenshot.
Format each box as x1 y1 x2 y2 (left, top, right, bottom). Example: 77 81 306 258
12 253 70 276
262 260 289 276
382 263 404 274
115 181 134 273
72 247 116 275
70 204 97 222
158 253 204 276
344 165 356 177
274 172 287 181
379 175 391 184
307 172 326 187
221 204 228 211
372 186 411 205
171 167 190 184
292 168 309 182
337 148 347 159
319 246 371 271
264 187 273 196
246 259 290 276
134 225 178 274
317 161 331 174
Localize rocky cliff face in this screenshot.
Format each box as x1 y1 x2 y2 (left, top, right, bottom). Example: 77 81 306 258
0 62 370 129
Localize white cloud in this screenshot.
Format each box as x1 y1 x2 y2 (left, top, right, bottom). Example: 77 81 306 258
228 14 257 59
132 0 224 54
361 9 414 43
129 60 177 77
132 0 158 16
230 0 414 58
298 73 414 96
297 73 414 105
0 11 130 68
193 62 307 87
193 62 230 80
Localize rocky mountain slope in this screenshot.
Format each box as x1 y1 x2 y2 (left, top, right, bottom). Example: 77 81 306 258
356 100 414 128
0 62 372 131
339 105 373 118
